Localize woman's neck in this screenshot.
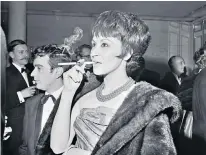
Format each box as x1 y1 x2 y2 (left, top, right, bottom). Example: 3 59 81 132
103 65 130 93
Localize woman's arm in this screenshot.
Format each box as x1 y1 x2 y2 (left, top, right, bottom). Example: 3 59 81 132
141 113 177 155
51 89 76 154
51 65 85 154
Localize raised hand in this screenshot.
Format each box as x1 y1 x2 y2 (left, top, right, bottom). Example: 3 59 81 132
20 86 36 98
63 60 86 92
3 116 12 141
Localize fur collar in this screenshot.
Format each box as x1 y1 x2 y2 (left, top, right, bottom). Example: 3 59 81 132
92 81 181 155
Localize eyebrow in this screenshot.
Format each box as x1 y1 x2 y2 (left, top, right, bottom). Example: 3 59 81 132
34 64 43 67
17 49 27 52
101 39 113 43
92 39 113 43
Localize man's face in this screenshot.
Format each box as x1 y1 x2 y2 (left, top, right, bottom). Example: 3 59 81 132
31 55 57 91
80 48 91 61
9 44 29 66
172 57 186 76
79 47 92 69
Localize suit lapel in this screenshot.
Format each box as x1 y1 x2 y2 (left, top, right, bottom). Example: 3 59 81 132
171 72 180 86
10 64 28 88
27 70 34 86
36 95 61 149
34 94 44 148
10 64 34 87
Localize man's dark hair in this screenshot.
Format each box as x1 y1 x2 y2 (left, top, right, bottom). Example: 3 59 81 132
79 44 91 51
193 44 206 64
32 44 72 72
7 39 26 53
76 44 92 56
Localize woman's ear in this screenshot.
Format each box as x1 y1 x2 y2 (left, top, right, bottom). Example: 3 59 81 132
123 50 133 61
54 67 64 78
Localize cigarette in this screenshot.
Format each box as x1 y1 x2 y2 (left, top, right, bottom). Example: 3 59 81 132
58 62 94 66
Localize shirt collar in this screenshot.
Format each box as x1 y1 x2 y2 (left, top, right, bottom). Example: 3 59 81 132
45 86 64 100
12 62 25 73
198 68 202 73
172 72 181 84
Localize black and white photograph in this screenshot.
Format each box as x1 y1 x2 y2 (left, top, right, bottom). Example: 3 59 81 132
1 1 206 155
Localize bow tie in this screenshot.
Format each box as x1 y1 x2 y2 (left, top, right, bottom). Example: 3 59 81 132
41 94 56 105
21 68 27 73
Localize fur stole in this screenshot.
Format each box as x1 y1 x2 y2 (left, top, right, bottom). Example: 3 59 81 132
91 81 181 155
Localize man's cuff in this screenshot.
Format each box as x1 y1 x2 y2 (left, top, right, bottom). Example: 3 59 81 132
17 91 25 103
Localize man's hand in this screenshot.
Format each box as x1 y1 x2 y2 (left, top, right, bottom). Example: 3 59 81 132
3 116 12 141
20 86 36 98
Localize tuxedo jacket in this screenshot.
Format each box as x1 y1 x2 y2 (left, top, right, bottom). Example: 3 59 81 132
192 67 206 154
19 74 102 155
160 72 180 95
19 94 61 155
6 64 33 118
5 64 33 155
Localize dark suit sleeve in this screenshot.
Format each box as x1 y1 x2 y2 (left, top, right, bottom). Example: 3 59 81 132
19 102 28 155
193 70 206 142
6 71 23 110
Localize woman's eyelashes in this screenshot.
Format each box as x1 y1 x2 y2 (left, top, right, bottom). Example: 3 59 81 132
101 43 109 47
91 41 109 48
92 42 96 47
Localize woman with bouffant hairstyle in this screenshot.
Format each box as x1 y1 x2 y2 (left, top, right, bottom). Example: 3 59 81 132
51 11 181 155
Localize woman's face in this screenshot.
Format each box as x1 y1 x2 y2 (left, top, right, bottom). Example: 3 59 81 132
91 36 123 76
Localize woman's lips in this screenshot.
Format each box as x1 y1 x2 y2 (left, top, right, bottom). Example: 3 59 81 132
92 60 101 64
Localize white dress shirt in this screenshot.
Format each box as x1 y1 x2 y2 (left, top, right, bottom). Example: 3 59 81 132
40 86 64 133
13 63 30 103
172 72 181 85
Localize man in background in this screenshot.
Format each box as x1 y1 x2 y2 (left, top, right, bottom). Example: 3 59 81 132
192 44 206 155
160 56 187 95
177 47 206 155
5 40 35 155
19 44 71 155
76 44 93 76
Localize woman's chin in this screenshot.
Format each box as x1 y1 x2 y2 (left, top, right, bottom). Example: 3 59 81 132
93 71 103 76
93 69 104 76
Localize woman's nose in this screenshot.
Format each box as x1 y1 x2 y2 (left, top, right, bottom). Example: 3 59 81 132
91 47 98 58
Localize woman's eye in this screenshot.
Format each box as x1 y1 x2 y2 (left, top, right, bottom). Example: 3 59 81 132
92 43 96 47
37 67 41 71
101 43 108 47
